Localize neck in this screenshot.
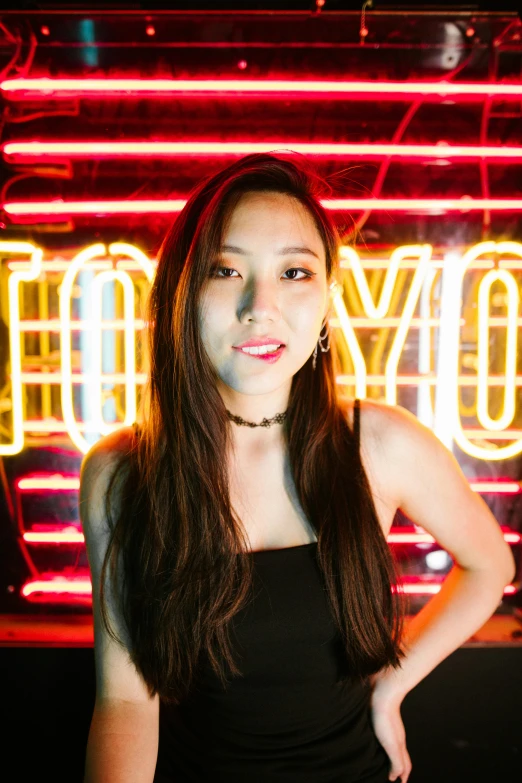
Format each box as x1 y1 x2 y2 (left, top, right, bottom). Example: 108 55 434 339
220 389 289 426
228 421 286 461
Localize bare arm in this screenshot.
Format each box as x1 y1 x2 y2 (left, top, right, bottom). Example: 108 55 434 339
84 699 159 783
367 401 516 706
80 428 160 783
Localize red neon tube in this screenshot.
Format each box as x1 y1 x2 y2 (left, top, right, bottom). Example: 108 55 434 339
1 78 521 99
18 577 516 599
5 198 522 217
21 526 521 546
5 140 522 162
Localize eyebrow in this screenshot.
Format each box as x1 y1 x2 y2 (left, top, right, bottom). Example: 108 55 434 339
219 244 320 259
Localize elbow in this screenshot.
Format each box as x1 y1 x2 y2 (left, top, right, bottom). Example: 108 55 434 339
460 546 517 585
493 547 517 586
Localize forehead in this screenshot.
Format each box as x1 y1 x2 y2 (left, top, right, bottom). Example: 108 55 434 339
222 191 323 253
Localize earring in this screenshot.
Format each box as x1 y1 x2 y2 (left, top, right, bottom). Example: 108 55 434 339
312 319 331 371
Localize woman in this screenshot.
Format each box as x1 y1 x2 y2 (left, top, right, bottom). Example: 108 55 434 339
80 152 515 783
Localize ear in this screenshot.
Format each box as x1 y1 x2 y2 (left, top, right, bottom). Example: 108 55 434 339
324 280 340 321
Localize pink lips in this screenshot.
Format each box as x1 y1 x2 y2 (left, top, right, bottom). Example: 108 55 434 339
233 345 285 363
234 338 285 349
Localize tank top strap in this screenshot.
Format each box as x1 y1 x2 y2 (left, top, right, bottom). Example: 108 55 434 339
353 398 360 453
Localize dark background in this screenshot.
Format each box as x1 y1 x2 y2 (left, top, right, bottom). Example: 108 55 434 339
4 1 522 12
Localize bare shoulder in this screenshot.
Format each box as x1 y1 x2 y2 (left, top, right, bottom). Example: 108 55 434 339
81 424 136 474
80 425 136 525
340 395 390 443
343 397 435 501
339 395 402 465
339 395 468 534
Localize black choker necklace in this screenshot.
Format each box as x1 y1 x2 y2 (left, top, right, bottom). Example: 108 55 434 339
225 408 287 428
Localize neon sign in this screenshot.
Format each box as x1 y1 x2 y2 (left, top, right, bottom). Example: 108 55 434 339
2 240 522 461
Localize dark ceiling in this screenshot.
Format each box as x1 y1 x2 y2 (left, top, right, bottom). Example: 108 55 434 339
4 2 522 12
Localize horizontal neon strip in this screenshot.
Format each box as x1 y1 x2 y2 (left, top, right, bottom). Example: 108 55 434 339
22 527 520 546
4 199 184 215
334 372 522 388
462 428 522 440
5 198 522 216
5 140 522 161
389 528 520 545
2 78 522 99
17 476 80 490
22 420 126 433
24 528 83 544
19 577 516 599
18 318 147 331
397 584 517 596
19 371 148 384
21 579 92 597
470 481 521 493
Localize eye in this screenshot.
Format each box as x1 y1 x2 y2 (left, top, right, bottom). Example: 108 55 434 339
209 266 315 281
283 267 315 281
209 266 238 279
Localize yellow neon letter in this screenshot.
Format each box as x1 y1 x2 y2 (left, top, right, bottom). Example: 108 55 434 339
60 243 154 454
451 242 522 460
2 242 43 455
477 269 518 431
339 244 432 403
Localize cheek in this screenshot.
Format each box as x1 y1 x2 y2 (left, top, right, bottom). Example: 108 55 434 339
199 304 231 354
289 298 325 331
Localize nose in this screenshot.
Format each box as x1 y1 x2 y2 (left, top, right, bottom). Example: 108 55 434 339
238 278 281 323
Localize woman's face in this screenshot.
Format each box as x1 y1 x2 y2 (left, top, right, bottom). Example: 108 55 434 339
198 190 330 408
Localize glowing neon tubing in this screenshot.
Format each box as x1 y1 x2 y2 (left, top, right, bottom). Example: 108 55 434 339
448 243 522 461
5 140 522 161
24 528 84 544
17 476 80 490
22 528 521 545
5 198 522 216
477 270 519 432
19 578 515 599
2 243 43 455
2 78 522 99
21 579 92 597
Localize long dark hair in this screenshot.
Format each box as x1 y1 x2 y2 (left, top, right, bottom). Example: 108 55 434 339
99 152 407 706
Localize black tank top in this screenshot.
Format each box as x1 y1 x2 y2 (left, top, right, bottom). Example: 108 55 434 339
153 398 390 782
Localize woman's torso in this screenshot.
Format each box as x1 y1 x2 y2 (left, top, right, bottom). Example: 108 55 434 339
153 397 395 782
